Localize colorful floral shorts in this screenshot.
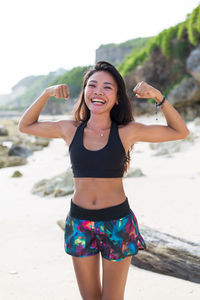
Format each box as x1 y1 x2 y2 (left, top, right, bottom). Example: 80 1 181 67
64 199 146 262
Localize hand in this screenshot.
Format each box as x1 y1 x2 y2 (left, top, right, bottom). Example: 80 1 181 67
45 84 70 100
133 81 163 103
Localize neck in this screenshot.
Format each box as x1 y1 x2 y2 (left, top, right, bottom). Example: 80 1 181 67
87 115 112 130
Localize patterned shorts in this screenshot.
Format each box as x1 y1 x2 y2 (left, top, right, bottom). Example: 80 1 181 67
64 198 146 262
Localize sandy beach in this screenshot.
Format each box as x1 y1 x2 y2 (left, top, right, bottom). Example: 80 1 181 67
0 112 200 300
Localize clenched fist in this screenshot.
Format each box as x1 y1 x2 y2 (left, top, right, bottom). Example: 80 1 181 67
45 84 70 100
133 81 163 104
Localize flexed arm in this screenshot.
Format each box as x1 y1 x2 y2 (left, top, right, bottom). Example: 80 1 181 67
127 81 190 143
18 84 70 138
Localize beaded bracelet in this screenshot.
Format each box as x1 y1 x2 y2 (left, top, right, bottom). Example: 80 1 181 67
155 96 166 120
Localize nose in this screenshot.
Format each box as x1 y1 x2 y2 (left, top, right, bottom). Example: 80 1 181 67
94 87 103 95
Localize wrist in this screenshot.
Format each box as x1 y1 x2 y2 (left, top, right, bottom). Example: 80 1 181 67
155 92 164 104
43 88 51 99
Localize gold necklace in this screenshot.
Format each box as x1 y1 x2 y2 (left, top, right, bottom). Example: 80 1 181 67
87 123 111 137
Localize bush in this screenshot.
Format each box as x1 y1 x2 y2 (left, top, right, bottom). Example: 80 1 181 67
117 4 200 77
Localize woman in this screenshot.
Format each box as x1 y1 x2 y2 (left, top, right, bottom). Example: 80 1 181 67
18 61 190 300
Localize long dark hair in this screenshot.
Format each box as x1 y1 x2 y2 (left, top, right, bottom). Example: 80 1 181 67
72 61 135 174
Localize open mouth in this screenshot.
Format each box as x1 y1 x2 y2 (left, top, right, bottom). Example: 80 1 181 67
91 98 106 105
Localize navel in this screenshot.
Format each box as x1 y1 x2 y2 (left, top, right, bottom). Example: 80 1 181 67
92 200 97 206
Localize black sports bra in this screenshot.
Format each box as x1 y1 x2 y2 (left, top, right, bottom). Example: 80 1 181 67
69 120 127 178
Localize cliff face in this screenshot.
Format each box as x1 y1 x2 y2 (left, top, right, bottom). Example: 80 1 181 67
95 38 150 66
96 45 135 66
124 40 200 121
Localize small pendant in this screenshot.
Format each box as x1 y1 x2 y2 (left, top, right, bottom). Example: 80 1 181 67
100 133 104 137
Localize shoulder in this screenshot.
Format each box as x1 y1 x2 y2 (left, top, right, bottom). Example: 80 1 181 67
58 119 82 131
117 120 142 133
58 119 83 145
117 121 144 145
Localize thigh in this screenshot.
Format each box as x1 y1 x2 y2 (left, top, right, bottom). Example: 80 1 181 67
64 215 99 257
102 255 132 300
72 253 102 300
99 210 146 261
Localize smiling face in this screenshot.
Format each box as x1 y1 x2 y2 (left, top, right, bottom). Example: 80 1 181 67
84 71 118 114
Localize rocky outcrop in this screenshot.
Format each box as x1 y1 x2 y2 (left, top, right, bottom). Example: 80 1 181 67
96 45 135 66
125 42 200 121
149 122 199 156
8 145 33 158
96 38 150 66
125 167 145 178
0 125 9 136
186 45 200 82
31 168 74 197
0 119 50 168
11 170 23 177
166 46 200 121
167 77 200 106
0 154 27 168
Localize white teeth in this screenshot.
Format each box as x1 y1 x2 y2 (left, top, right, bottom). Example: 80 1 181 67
91 99 105 104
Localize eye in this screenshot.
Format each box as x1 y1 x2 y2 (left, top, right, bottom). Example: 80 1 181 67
88 84 95 87
104 86 111 89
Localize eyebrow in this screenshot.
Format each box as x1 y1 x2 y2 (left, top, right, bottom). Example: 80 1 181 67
88 80 114 86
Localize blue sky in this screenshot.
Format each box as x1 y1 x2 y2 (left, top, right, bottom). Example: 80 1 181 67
1 0 200 94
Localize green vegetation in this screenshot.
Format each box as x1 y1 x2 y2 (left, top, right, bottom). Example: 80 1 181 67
12 75 44 91
146 74 192 104
9 66 91 109
99 37 151 49
50 66 91 99
12 72 58 108
118 4 200 77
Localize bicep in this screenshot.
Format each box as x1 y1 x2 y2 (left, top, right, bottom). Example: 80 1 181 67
18 120 69 139
132 122 186 143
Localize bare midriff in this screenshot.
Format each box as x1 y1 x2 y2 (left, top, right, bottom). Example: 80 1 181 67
72 177 126 209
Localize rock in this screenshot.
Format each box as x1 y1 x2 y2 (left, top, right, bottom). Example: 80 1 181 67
0 120 50 171
0 124 9 136
0 156 27 168
167 77 200 106
149 133 197 156
17 135 50 151
186 46 200 83
149 141 180 155
125 168 145 178
95 41 143 66
0 144 8 156
34 136 49 147
11 170 23 177
31 168 74 197
178 103 200 122
53 187 74 197
123 43 200 121
194 117 200 126
8 144 33 158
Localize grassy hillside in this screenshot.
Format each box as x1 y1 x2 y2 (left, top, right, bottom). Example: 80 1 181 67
8 66 91 109
98 37 151 50
50 65 91 99
11 72 59 108
117 4 200 77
